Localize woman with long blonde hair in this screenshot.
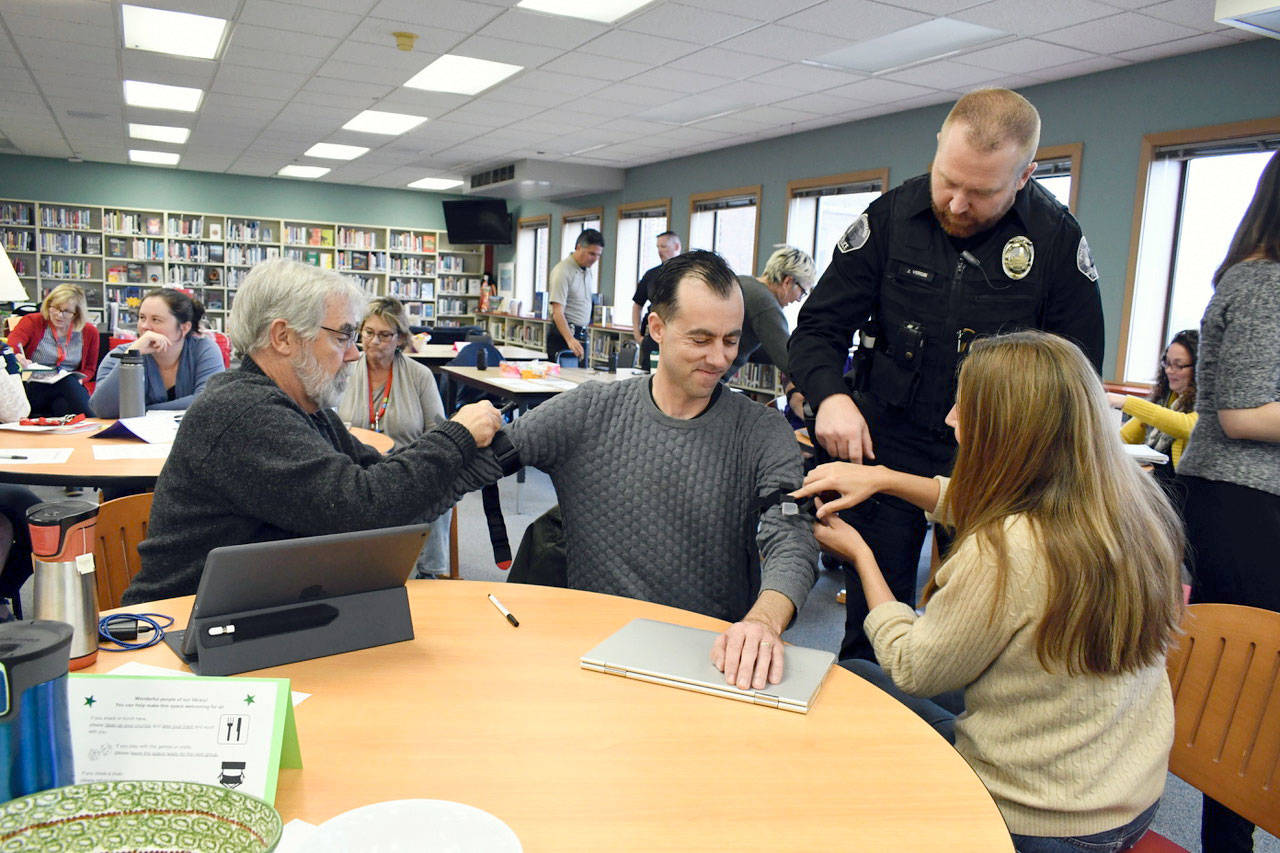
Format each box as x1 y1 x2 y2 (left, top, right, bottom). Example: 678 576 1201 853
794 330 1184 852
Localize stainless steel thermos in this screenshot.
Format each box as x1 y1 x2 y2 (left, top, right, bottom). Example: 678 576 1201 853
28 500 101 670
0 619 75 800
118 349 146 419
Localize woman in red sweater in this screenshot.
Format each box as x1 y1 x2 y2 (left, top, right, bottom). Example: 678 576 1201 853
9 284 100 416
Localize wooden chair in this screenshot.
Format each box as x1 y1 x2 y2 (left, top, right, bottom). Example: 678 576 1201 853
1131 603 1280 850
92 491 153 609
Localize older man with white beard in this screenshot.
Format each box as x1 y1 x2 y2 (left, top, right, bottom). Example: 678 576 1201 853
124 258 503 604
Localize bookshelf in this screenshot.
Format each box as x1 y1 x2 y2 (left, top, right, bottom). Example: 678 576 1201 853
0 195 478 334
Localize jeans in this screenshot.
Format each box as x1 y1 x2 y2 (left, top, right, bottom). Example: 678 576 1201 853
1010 800 1159 852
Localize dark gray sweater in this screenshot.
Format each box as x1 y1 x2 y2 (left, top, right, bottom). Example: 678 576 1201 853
125 357 476 604
450 376 817 621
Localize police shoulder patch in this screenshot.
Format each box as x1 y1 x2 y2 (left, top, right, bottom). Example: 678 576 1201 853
1077 235 1099 283
838 213 870 253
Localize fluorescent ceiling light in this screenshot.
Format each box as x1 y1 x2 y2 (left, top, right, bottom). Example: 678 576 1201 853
517 0 655 23
128 123 190 144
304 143 369 160
129 149 180 165
815 18 1007 74
123 80 204 112
278 165 330 179
121 4 228 60
1215 0 1280 37
344 110 428 136
407 177 463 190
404 55 522 96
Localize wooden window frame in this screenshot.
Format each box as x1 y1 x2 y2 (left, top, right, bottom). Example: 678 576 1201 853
688 185 762 270
516 214 551 299
783 168 889 257
1115 116 1280 381
1033 142 1082 213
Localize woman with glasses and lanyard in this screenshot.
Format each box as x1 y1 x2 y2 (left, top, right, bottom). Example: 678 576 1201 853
8 284 100 416
338 296 452 578
1107 329 1198 486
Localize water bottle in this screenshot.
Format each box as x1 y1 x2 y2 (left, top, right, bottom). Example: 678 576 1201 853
29 500 101 670
0 620 76 800
118 349 145 418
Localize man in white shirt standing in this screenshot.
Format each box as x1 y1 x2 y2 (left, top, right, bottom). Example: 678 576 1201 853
546 228 603 360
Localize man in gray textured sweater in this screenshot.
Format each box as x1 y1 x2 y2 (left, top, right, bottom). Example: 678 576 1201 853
123 259 503 605
450 251 818 691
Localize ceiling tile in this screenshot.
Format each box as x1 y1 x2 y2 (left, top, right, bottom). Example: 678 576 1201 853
825 77 940 103
1037 11 1199 53
622 3 762 42
666 47 788 80
626 66 734 94
778 0 932 42
1024 55 1131 82
717 25 852 59
954 38 1097 72
450 34 564 68
590 81 685 107
952 0 1118 36
482 83 578 108
318 58 416 86
577 30 700 65
347 18 469 52
239 0 362 36
477 9 608 50
686 0 828 19
370 0 504 31
1136 0 1236 31
782 91 875 114
539 52 651 82
500 68 610 97
882 58 1009 90
229 24 342 58
1114 31 1241 62
748 64 865 93
2 11 115 48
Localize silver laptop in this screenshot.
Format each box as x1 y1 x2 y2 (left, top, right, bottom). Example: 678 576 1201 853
580 618 836 714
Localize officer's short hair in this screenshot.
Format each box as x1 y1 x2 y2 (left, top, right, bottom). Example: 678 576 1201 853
649 250 736 323
761 245 816 290
575 228 605 250
942 88 1041 169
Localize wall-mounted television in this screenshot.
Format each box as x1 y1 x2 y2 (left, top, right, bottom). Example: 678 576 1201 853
441 199 513 245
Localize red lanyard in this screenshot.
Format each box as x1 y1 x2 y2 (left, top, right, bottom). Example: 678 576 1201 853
49 326 67 369
367 362 393 432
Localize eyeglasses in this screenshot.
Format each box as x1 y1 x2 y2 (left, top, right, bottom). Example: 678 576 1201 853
1160 358 1192 371
360 328 397 343
791 277 810 298
49 306 75 316
319 325 357 349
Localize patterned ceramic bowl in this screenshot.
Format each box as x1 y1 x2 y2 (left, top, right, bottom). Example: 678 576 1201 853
0 780 282 852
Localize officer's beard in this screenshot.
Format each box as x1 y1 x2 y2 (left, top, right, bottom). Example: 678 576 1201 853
931 203 1001 239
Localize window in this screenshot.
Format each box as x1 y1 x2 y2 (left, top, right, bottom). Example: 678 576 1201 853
515 216 549 313
612 199 670 325
1031 143 1082 212
559 208 602 261
1119 119 1280 383
689 186 760 279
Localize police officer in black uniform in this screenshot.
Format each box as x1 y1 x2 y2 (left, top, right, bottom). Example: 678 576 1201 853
789 88 1105 662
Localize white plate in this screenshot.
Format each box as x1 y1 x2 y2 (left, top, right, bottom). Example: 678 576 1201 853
304 799 521 852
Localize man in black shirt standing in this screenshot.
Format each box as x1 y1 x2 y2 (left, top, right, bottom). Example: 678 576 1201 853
788 88 1105 661
630 230 681 369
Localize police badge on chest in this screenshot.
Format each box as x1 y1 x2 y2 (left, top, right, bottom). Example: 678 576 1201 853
1001 236 1034 280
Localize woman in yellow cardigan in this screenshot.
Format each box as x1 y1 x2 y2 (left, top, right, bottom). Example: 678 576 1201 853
1108 329 1198 477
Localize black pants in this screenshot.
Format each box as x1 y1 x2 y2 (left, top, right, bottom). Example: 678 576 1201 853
839 396 956 661
25 375 93 417
545 326 587 361
638 334 658 372
1179 473 1280 853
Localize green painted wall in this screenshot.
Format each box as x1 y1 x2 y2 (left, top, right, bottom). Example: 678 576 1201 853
506 38 1280 378
0 154 463 229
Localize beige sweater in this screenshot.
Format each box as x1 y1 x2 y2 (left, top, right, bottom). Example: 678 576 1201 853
865 477 1173 838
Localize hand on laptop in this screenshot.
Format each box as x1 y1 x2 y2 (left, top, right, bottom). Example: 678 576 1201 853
450 401 504 448
712 615 785 690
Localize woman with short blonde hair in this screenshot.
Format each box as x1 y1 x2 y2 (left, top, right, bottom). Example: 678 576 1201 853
8 283 100 416
796 330 1183 852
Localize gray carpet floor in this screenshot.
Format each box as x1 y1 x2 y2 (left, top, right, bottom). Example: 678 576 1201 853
453 468 1277 852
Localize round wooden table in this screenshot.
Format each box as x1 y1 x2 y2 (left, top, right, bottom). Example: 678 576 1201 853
0 420 392 488
90 580 1012 851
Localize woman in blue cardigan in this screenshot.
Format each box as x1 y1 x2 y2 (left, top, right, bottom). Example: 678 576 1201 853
91 288 225 417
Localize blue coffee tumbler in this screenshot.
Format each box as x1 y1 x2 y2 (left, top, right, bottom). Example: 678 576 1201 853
0 620 75 801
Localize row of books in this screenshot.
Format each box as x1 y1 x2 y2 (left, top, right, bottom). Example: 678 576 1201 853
284 248 335 269
345 275 379 295
107 263 162 284
389 257 435 276
732 362 781 392
438 255 469 274
436 297 475 316
401 300 434 323
388 232 436 253
225 245 277 266
40 207 94 230
284 225 335 247
107 237 165 260
388 280 434 300
335 227 380 250
337 250 384 272
438 275 482 296
168 242 225 263
39 232 101 254
0 203 32 225
226 220 274 242
40 258 95 279
2 229 33 251
102 211 163 235
167 216 204 237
